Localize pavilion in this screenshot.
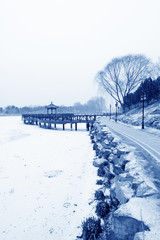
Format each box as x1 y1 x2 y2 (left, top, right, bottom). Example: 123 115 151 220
46 102 58 114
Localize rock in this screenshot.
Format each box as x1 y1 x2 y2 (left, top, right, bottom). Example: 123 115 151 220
91 139 95 144
107 172 115 181
113 165 124 175
117 149 126 158
95 148 100 156
134 232 145 240
118 173 135 182
112 156 119 165
110 183 116 199
111 141 118 148
103 150 111 159
103 179 111 188
115 181 134 204
93 143 98 150
131 183 139 191
108 153 115 162
90 135 94 140
97 142 103 151
121 160 130 171
136 182 158 197
96 132 104 141
110 197 119 209
111 215 149 240
93 158 108 167
97 166 106 177
118 155 127 165
108 135 114 142
101 139 110 149
104 188 110 197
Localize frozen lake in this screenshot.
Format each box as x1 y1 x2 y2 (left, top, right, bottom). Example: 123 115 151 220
0 116 97 240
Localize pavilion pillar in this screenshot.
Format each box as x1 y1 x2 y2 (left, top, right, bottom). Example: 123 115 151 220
75 123 77 131
70 123 72 131
63 124 65 130
54 123 56 129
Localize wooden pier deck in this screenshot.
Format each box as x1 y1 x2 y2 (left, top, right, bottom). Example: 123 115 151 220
22 113 98 131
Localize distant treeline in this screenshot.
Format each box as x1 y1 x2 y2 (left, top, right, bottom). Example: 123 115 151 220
0 97 107 115
123 77 160 109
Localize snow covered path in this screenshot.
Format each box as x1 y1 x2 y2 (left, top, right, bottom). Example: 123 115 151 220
101 117 160 161
0 116 97 240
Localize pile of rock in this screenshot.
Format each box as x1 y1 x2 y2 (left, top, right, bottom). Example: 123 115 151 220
88 120 152 240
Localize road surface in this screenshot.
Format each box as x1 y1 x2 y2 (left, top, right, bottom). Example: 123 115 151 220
100 117 160 189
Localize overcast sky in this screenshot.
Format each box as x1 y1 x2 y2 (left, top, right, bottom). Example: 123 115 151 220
0 0 160 107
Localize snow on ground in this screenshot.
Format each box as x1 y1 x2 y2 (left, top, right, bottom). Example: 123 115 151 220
0 116 98 240
117 100 160 131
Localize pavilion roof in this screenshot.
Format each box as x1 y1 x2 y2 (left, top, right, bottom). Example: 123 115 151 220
46 102 58 109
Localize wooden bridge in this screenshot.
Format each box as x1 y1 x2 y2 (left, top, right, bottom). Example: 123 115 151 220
22 113 99 131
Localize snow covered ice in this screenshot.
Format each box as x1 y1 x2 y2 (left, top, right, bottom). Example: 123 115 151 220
0 116 98 240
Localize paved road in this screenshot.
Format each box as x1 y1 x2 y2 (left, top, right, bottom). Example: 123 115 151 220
100 117 160 189
101 118 160 161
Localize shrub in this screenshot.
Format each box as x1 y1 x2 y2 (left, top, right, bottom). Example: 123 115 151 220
97 166 105 177
94 190 105 201
100 162 108 167
81 217 102 240
96 201 110 218
110 197 119 209
103 179 111 188
96 179 103 185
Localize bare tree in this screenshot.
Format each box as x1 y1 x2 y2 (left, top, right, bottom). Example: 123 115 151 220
96 54 152 110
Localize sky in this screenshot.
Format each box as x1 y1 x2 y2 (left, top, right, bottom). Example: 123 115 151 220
0 0 160 108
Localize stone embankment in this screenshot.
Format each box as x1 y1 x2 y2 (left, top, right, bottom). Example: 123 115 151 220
85 118 159 240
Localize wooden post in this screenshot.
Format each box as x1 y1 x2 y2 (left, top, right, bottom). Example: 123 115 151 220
63 124 65 130
86 122 89 131
70 123 72 130
75 123 77 131
54 123 56 129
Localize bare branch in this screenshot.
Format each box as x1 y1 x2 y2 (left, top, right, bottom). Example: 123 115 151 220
96 54 153 110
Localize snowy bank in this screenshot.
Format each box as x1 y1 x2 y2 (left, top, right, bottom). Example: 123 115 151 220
117 100 160 130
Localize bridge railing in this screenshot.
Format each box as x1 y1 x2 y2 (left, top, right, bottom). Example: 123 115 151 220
22 113 97 122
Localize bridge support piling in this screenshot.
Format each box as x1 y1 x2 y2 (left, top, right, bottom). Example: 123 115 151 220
86 122 89 131
90 123 94 130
